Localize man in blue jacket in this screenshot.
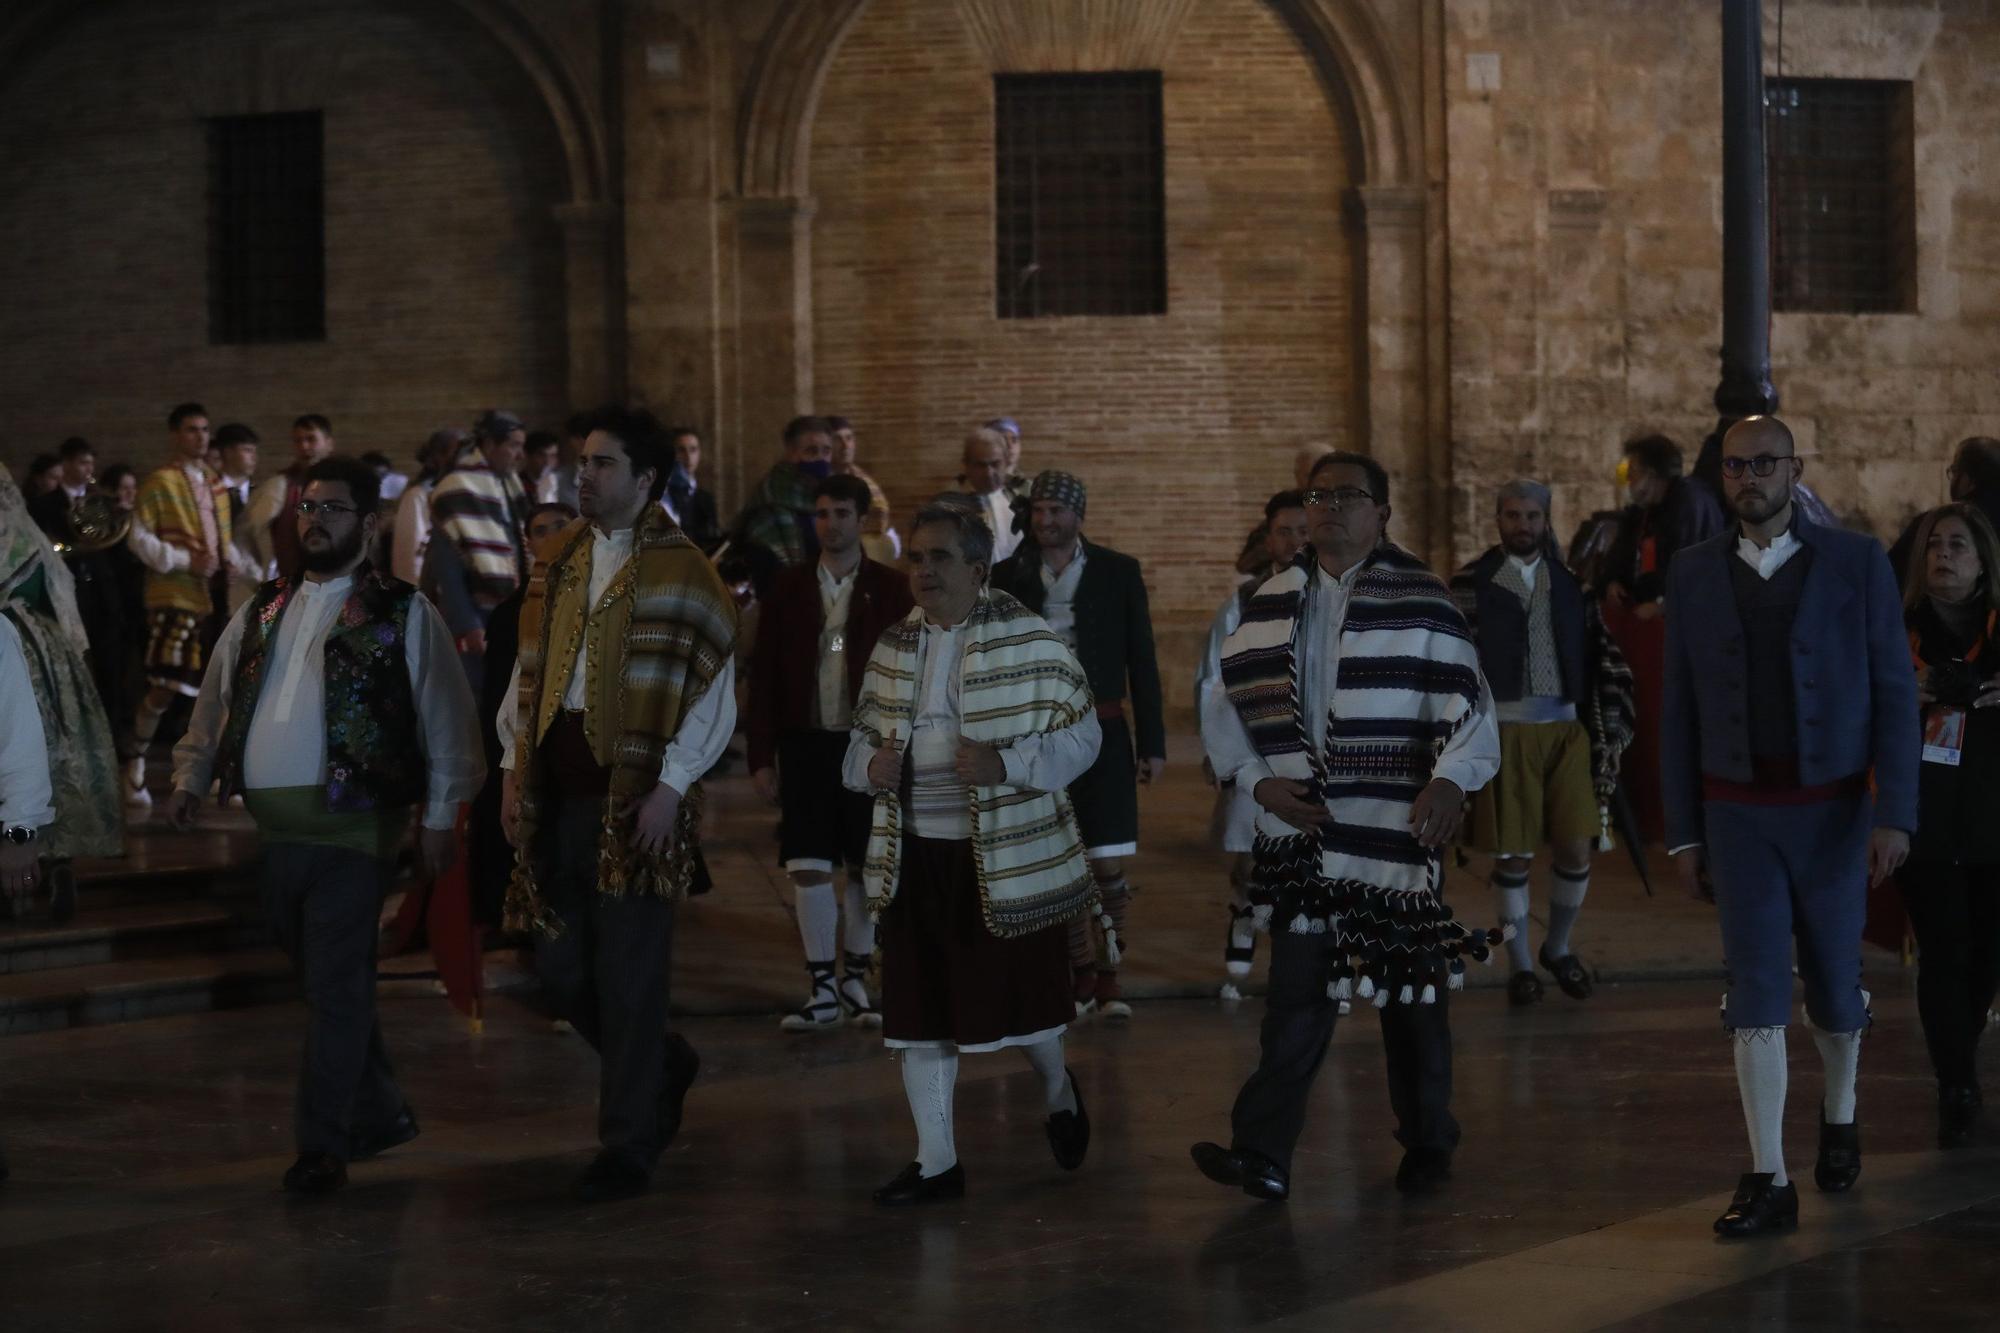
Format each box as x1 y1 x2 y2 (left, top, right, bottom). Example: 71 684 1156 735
1662 415 1917 1238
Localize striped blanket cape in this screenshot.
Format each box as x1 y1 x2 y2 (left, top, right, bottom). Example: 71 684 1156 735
1220 543 1504 1004
852 587 1097 938
428 460 526 611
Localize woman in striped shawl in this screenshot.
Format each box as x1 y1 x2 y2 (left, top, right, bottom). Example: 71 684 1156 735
1193 452 1501 1203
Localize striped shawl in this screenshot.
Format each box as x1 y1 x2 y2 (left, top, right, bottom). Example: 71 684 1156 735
134 463 228 615
853 587 1097 938
1220 544 1504 1004
429 461 526 611
504 509 739 935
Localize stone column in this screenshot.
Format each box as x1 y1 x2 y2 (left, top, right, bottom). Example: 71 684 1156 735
1715 0 1778 421
556 201 622 410
731 195 815 477
1348 184 1440 567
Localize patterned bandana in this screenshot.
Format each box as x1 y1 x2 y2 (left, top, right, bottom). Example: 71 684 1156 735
1030 470 1086 520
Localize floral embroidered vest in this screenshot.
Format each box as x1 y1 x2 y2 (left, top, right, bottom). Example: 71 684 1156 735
216 566 425 812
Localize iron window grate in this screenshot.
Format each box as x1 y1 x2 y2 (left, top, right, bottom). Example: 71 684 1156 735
995 72 1166 319
1766 78 1916 314
208 110 326 344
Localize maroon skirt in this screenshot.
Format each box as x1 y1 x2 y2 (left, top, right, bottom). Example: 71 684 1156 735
879 835 1073 1050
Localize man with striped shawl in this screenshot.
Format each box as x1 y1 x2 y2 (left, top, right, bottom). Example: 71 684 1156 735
424 409 529 692
1193 452 1501 1202
498 407 738 1204
844 502 1101 1206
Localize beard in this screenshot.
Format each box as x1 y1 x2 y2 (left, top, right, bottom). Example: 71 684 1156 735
301 525 366 574
1502 531 1543 556
1730 487 1781 523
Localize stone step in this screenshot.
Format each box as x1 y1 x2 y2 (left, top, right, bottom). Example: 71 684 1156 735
0 948 297 1036
0 901 267 975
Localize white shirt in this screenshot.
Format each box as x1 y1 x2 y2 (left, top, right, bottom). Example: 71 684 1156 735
390 480 434 587
0 616 54 829
979 489 1023 563
1736 526 1804 580
1506 553 1541 594
816 559 858 730
494 525 737 797
1196 578 1254 749
241 472 293 580
1039 543 1086 650
172 577 485 830
1202 559 1502 798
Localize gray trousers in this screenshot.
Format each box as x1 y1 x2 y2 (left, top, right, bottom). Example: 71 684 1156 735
261 842 405 1160
532 798 679 1169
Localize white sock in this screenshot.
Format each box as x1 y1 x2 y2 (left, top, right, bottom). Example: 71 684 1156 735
1545 864 1589 959
1020 1037 1076 1115
1734 1026 1789 1184
1809 1021 1863 1125
840 879 875 957
899 1047 958 1177
792 878 838 962
1492 866 1532 971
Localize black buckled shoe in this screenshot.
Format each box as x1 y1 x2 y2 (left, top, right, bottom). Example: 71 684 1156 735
1815 1115 1861 1193
1507 971 1544 1006
1046 1068 1089 1171
659 1032 700 1149
573 1149 650 1203
1538 947 1594 1000
350 1105 420 1161
1939 1085 1980 1150
281 1151 348 1195
1394 1147 1453 1194
1713 1172 1798 1237
872 1161 965 1206
1189 1142 1289 1201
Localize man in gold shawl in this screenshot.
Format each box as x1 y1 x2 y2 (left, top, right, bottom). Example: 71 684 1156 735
498 407 738 1203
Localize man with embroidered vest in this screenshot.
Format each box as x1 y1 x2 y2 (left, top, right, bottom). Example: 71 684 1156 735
1451 479 1635 1007
425 409 530 692
1193 451 1501 1201
169 456 483 1196
498 406 738 1204
749 474 914 1033
992 471 1166 1020
1662 415 1918 1238
125 403 231 806
845 502 1101 1206
1199 489 1312 1000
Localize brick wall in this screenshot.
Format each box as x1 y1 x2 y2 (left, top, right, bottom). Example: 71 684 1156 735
0 0 572 480
806 0 1357 707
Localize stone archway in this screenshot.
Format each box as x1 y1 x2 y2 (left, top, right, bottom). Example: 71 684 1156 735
729 0 1447 562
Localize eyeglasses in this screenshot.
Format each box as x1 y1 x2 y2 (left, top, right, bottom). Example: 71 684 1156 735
1301 487 1376 510
1719 455 1793 479
294 501 358 518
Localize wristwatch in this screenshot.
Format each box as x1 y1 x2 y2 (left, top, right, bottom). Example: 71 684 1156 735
2 824 38 846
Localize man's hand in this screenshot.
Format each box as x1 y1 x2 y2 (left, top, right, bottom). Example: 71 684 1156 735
1138 756 1166 785
629 782 682 857
751 766 780 806
1869 828 1911 890
456 627 487 657
0 841 39 907
954 740 1007 787
1975 678 2000 710
1916 666 1936 707
1633 602 1662 622
1407 777 1466 849
866 740 905 792
168 789 201 832
500 769 520 848
194 547 219 578
1252 778 1328 834
1672 846 1705 901
417 825 459 880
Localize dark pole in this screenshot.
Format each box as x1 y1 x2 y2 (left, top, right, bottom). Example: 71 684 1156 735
1715 0 1779 423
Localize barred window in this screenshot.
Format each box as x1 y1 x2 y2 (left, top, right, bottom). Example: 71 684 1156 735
1766 78 1916 314
994 72 1165 319
208 111 325 343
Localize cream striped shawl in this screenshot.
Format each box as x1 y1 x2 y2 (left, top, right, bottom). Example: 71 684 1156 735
853 587 1097 938
429 460 526 611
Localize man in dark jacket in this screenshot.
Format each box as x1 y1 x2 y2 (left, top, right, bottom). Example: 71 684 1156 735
991 471 1165 1019
1663 415 1918 1238
1451 480 1633 1008
748 474 914 1031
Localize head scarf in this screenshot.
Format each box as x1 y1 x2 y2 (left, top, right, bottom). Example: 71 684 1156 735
0 471 86 651
1030 470 1087 520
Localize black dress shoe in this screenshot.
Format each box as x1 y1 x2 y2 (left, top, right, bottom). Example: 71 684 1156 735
1507 971 1544 1006
573 1150 650 1203
1046 1068 1089 1171
1939 1085 1980 1150
872 1161 966 1206
1537 946 1593 1000
1189 1141 1289 1200
282 1152 348 1195
350 1105 420 1161
1394 1147 1452 1194
1815 1115 1861 1193
1714 1172 1797 1236
659 1032 700 1148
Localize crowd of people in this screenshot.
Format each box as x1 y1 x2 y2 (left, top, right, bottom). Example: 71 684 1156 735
0 405 1992 1235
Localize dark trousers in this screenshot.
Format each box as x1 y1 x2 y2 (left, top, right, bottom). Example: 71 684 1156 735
532 797 679 1169
1900 858 2000 1089
261 842 406 1160
1231 931 1460 1173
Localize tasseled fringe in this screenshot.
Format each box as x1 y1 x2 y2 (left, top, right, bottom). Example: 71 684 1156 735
1372 986 1391 1009
1447 959 1466 991
1095 906 1122 966
1498 921 1518 942
1419 983 1436 1004
1396 984 1414 1005
1356 975 1376 1000
1251 904 1273 929
1329 976 1353 1001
